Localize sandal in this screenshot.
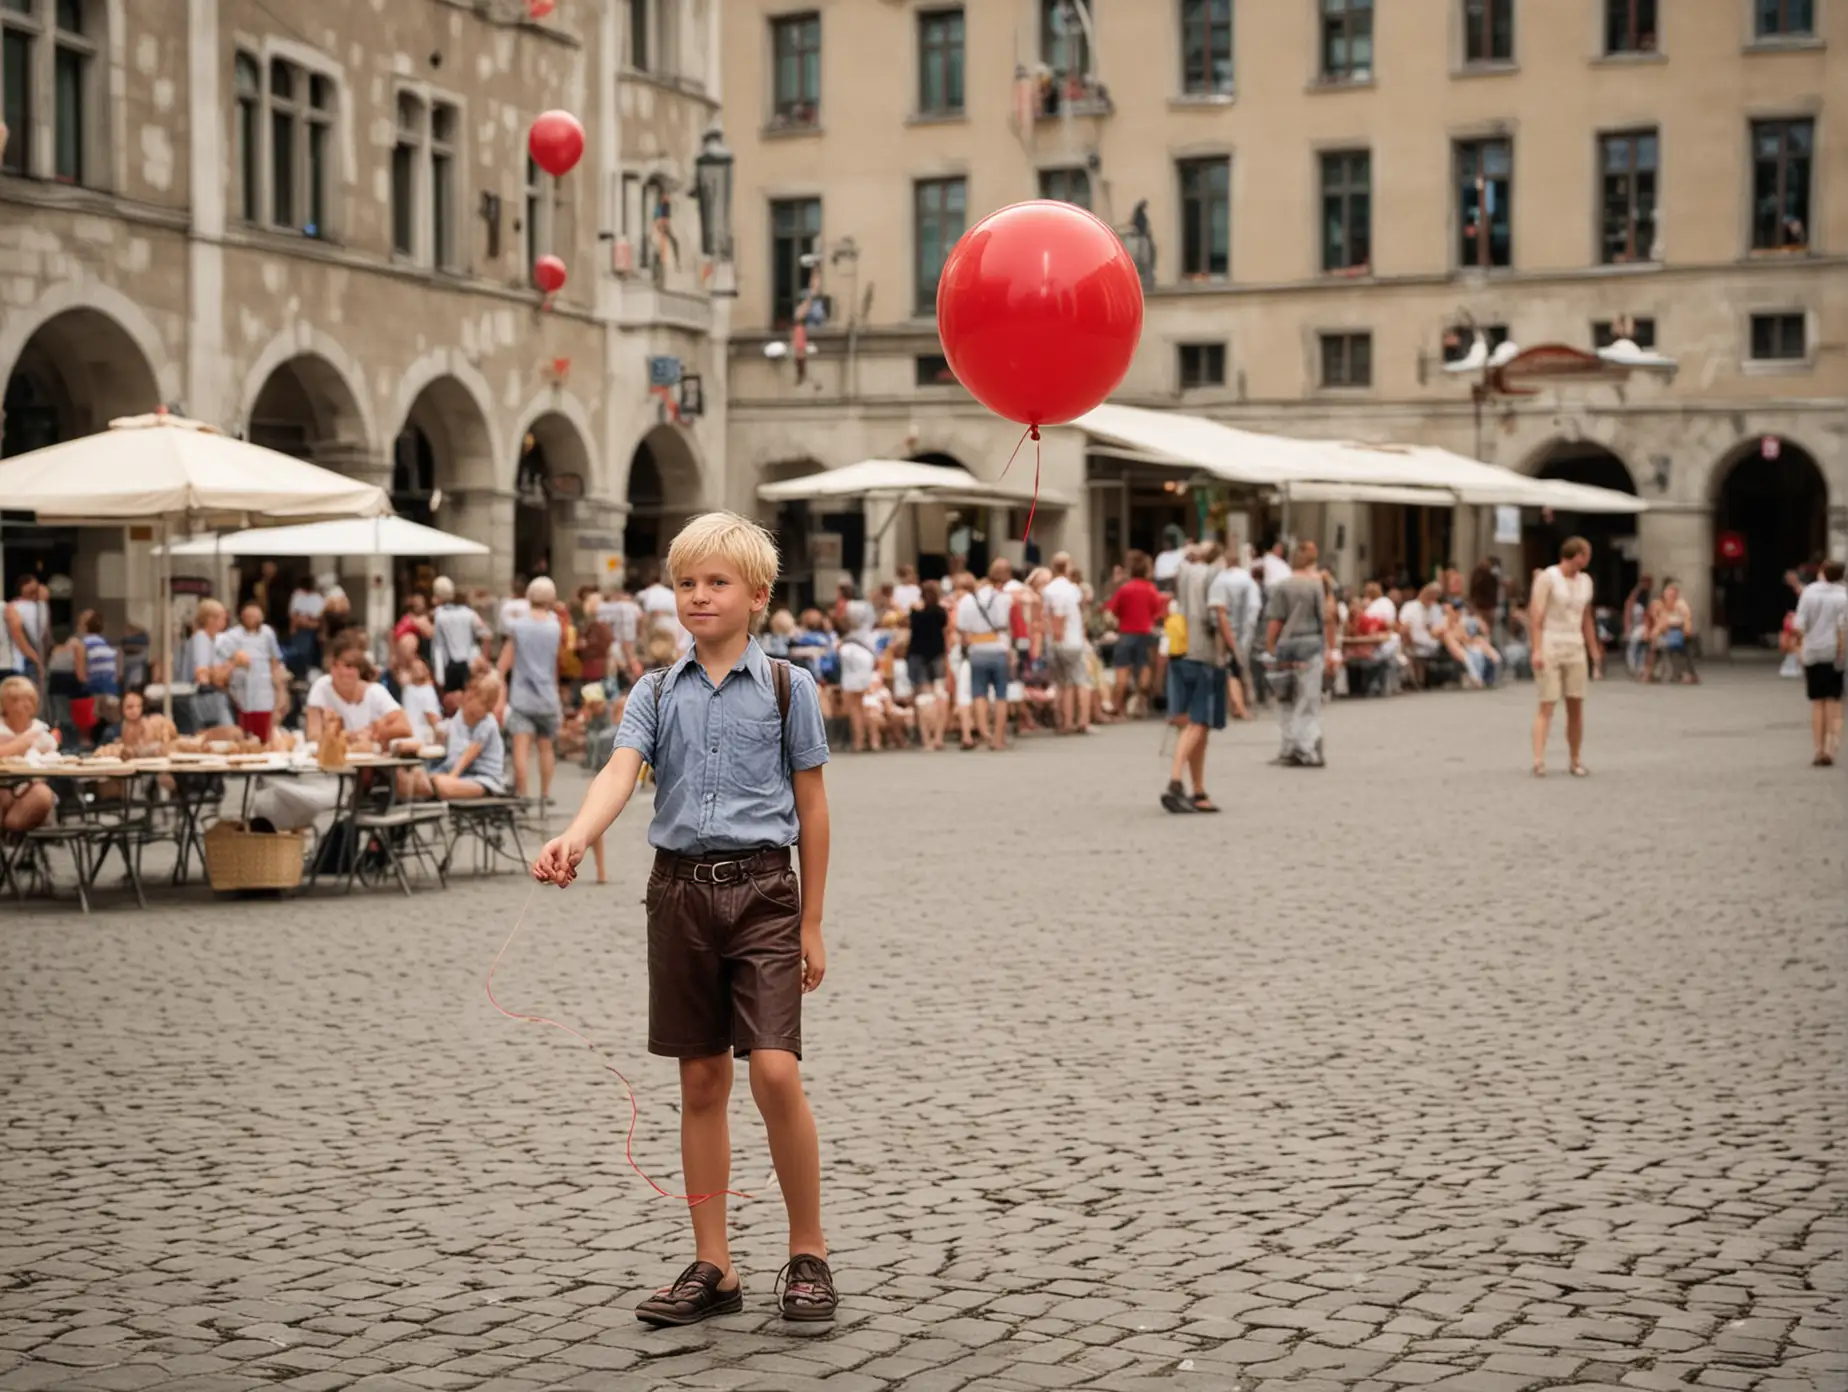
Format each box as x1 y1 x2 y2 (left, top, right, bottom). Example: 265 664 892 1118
1570 763 1590 778
1160 779 1194 814
635 1260 743 1327
1190 793 1221 812
776 1253 838 1322
1532 762 1546 778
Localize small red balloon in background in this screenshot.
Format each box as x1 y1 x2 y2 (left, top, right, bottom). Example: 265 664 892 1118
528 110 584 178
936 200 1144 429
533 255 567 295
527 0 556 16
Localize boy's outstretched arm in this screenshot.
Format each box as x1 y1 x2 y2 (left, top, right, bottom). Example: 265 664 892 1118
794 767 829 991
533 747 644 885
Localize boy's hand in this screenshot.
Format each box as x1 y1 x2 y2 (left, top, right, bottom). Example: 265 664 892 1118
800 924 826 992
533 833 587 887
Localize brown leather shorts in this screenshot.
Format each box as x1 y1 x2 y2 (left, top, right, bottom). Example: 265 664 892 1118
646 846 805 1060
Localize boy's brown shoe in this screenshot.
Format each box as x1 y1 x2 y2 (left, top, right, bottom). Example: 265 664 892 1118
636 1261 743 1326
776 1253 837 1321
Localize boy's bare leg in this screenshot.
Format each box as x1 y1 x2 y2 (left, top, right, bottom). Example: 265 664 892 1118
679 1055 740 1284
748 1050 825 1257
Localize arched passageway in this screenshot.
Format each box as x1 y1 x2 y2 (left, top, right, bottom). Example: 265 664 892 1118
622 424 702 583
1713 439 1828 648
1522 442 1640 605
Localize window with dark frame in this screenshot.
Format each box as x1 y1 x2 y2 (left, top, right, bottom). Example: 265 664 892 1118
51 0 89 183
431 101 457 270
1457 137 1512 268
235 52 260 221
1599 128 1658 264
1604 0 1657 54
1320 0 1373 83
391 91 421 257
1751 118 1811 251
1755 0 1814 38
264 58 333 237
914 176 965 315
1180 0 1233 95
1592 317 1655 350
1038 165 1092 209
1320 149 1371 273
915 354 957 386
1442 322 1509 362
1463 0 1512 64
1 2 31 177
1041 0 1091 78
525 156 548 283
269 59 295 228
1178 342 1226 389
917 8 963 115
1177 156 1229 279
629 0 648 70
1749 313 1804 361
1320 331 1372 388
771 12 821 127
770 196 821 328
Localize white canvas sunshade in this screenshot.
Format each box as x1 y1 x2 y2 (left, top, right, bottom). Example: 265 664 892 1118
757 459 1071 508
0 411 391 522
159 516 489 559
1074 404 1646 515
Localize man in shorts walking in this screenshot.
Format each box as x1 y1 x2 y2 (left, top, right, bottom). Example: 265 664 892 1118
1040 553 1091 734
1792 558 1846 766
1529 536 1601 777
1160 542 1227 811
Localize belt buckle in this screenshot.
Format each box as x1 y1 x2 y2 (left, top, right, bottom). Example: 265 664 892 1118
694 858 741 884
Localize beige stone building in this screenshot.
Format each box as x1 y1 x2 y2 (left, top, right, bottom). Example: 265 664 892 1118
2 0 730 634
725 0 1843 650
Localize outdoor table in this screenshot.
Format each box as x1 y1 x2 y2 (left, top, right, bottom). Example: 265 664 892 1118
0 758 154 911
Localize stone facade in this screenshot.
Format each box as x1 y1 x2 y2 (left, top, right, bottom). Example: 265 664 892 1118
723 0 1844 649
1 0 729 632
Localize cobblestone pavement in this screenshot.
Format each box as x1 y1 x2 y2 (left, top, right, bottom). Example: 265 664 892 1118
2 668 1843 1392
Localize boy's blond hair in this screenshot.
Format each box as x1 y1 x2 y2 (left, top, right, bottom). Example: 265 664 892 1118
665 511 780 593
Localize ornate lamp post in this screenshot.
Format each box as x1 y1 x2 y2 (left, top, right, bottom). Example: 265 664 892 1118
693 125 734 266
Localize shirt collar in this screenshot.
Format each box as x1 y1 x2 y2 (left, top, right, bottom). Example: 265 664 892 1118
669 637 773 694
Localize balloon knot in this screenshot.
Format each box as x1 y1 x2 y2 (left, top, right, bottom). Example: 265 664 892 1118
1029 424 1041 441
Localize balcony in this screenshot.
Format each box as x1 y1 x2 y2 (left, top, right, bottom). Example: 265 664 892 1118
616 283 713 334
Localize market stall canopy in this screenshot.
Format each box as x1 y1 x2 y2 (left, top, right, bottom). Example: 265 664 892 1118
757 459 1070 508
0 411 391 523
1073 404 1645 515
159 516 489 559
1277 481 1459 507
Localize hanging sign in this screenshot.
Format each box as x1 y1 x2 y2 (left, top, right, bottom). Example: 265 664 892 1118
1493 505 1522 544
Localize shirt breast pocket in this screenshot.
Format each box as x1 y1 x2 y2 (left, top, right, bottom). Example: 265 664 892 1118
726 716 788 798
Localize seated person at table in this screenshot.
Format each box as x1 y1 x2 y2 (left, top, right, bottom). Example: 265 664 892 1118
249 631 412 831
398 657 445 744
399 673 504 801
0 675 58 833
93 688 180 758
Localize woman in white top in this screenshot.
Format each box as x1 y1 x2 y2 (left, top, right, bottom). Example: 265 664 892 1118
187 599 236 732
955 559 1016 751
0 674 58 832
837 601 879 752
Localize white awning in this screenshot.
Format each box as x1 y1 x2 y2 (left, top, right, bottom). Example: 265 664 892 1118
756 459 1070 509
158 516 490 559
1279 481 1458 507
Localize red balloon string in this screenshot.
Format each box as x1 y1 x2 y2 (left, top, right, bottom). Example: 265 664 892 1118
997 424 1045 545
485 885 751 1208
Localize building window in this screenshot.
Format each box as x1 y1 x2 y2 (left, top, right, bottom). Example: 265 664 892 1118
629 0 648 70
431 101 457 270
1599 129 1657 264
1754 0 1813 38
50 0 90 183
1041 0 1091 80
1749 313 1804 361
2 0 106 185
1320 149 1370 273
1177 156 1229 279
265 58 333 237
916 353 957 386
525 155 550 281
234 52 260 220
1462 0 1512 64
1751 118 1811 251
1593 317 1655 349
917 8 963 116
1442 322 1509 362
1457 137 1512 268
1180 0 1233 95
1320 332 1372 387
914 176 965 314
771 12 820 128
1604 0 1656 54
1038 165 1092 209
1 4 30 177
1320 0 1373 83
391 92 421 257
1178 342 1226 389
770 196 821 327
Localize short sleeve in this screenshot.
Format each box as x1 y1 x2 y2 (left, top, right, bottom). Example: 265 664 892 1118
265 628 283 661
784 665 830 772
212 632 235 663
369 684 402 717
1263 586 1286 624
305 676 334 711
613 671 659 765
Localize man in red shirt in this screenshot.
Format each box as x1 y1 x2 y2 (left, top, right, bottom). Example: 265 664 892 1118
1104 550 1163 719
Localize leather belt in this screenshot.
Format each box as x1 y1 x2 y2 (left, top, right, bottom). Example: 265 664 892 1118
656 846 790 884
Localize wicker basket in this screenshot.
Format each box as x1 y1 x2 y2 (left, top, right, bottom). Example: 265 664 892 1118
202 820 306 892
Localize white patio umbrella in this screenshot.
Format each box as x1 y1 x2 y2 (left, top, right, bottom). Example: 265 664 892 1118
0 411 390 716
159 516 488 559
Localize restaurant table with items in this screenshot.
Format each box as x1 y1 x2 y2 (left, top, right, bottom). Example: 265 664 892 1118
0 747 447 910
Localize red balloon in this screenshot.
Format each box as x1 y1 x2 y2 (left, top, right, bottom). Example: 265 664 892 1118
936 200 1144 427
528 110 584 178
533 255 567 294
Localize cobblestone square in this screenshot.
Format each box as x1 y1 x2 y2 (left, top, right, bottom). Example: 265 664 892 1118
2 670 1842 1391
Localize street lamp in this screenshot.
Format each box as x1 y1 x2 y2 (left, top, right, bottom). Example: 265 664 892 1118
693 125 734 261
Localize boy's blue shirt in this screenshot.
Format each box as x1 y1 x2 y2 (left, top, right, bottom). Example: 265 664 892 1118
614 637 829 854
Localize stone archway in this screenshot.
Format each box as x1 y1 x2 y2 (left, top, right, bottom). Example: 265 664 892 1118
1521 440 1640 606
247 353 370 463
513 411 594 584
1 308 162 622
623 424 704 581
1712 438 1828 648
397 375 499 594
